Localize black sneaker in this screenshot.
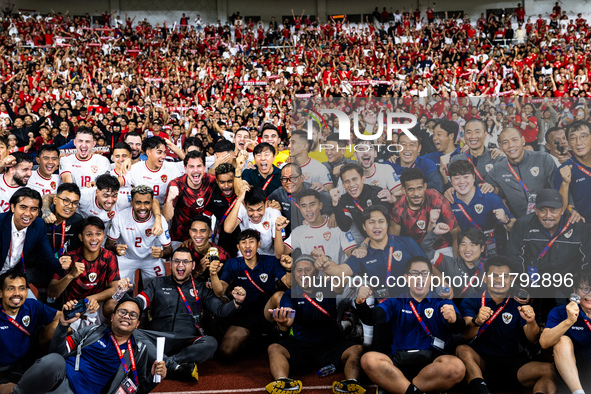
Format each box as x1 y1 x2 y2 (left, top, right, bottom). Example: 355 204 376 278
265 377 302 393
167 362 198 382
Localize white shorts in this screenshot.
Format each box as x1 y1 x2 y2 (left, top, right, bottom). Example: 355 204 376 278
118 257 165 287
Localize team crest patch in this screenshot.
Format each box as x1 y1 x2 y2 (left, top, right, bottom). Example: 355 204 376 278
323 231 331 241
262 221 270 230
146 229 152 237
502 312 513 324
424 308 434 319
89 272 97 282
50 181 57 189
259 273 268 283
371 180 379 186
107 211 115 219
530 167 539 177
486 164 494 172
190 289 195 297
565 229 573 238
66 225 71 232
367 200 372 207
161 175 167 183
22 315 30 327
316 292 324 302
416 220 426 230
91 165 98 173
393 251 402 261
475 204 484 214
196 198 204 207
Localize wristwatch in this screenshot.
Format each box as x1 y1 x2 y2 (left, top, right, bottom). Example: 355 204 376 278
359 242 368 249
472 317 482 327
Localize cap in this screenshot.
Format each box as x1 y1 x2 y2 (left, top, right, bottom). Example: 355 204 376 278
535 189 563 209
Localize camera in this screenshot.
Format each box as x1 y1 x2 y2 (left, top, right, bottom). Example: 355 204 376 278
554 139 566 154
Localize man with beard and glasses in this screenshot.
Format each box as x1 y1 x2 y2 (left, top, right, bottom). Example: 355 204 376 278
130 246 246 381
164 150 217 245
106 185 172 287
28 144 61 197
0 152 33 213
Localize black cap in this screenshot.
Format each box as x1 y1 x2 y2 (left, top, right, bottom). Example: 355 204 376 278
535 189 563 209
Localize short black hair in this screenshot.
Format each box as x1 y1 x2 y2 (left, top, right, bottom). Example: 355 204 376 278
565 120 591 140
484 255 513 274
79 216 105 233
113 141 132 153
37 144 59 156
400 168 427 186
325 133 348 146
183 150 206 167
545 126 565 145
123 131 142 142
10 187 41 209
191 214 212 229
238 228 261 243
291 130 310 152
56 182 81 197
298 188 321 202
114 298 143 319
142 136 166 153
435 119 459 142
183 137 203 152
253 142 276 156
404 256 433 274
448 160 475 177
244 188 267 207
573 267 591 290
75 127 94 138
95 174 120 193
340 163 363 180
214 140 235 153
172 246 193 259
362 205 389 223
0 269 27 291
215 162 235 176
11 151 33 166
459 227 487 247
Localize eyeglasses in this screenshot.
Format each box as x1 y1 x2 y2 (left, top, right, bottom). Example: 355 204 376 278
568 133 591 143
56 196 80 207
281 175 300 184
116 309 139 320
578 286 591 295
171 259 192 266
407 270 430 277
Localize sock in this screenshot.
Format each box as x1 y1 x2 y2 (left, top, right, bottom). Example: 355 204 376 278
573 390 585 394
405 383 423 394
469 378 490 394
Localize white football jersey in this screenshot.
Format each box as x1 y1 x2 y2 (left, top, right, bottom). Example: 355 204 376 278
28 169 61 196
300 158 333 187
338 163 401 193
78 187 117 225
237 205 281 256
0 175 20 212
107 207 171 260
110 166 132 211
123 161 182 205
59 153 110 187
285 216 357 265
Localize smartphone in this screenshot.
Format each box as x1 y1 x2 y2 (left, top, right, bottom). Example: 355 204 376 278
272 308 296 319
64 299 87 320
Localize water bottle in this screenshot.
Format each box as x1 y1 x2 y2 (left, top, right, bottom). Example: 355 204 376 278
112 283 133 301
317 364 336 377
84 298 99 326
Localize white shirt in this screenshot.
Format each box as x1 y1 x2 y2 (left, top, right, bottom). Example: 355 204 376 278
59 153 111 188
110 165 132 212
1 219 28 274
124 161 183 205
338 163 401 194
300 158 333 187
237 206 281 256
0 174 21 213
28 169 61 196
78 187 117 225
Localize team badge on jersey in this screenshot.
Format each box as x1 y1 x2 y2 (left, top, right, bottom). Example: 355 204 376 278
50 181 57 189
66 225 71 232
196 198 204 207
259 273 268 283
424 308 434 319
190 289 195 297
371 180 379 186
89 272 97 282
91 166 98 173
502 312 513 324
146 229 152 237
367 200 372 207
475 204 484 214
316 292 324 302
393 251 402 261
262 221 270 230
565 229 573 238
416 220 426 230
323 231 331 241
485 164 494 172
530 167 539 177
108 211 115 219
22 315 30 327
161 175 167 183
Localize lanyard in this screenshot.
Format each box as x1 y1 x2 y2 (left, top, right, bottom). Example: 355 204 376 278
244 270 266 294
352 198 364 212
53 221 66 256
288 194 300 211
574 160 591 178
459 259 485 296
1 309 30 336
8 235 25 273
176 277 202 330
303 293 331 318
457 204 482 231
408 300 432 336
477 291 510 336
262 174 275 191
583 317 591 332
465 155 484 183
109 333 138 385
507 160 529 193
386 247 394 279
220 197 238 223
539 216 572 260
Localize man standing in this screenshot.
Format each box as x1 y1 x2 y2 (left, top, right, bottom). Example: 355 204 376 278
59 128 110 188
0 152 33 213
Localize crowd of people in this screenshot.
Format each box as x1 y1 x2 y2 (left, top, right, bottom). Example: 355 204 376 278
0 3 590 394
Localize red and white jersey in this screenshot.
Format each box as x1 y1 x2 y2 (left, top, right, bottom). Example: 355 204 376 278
237 205 281 256
300 158 333 187
123 161 182 205
107 207 171 260
78 187 117 225
111 165 132 211
285 216 357 265
59 153 110 188
338 163 401 193
0 175 20 212
28 169 61 196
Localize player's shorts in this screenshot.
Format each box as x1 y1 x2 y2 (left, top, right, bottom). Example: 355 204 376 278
389 349 438 379
480 352 530 389
276 338 358 374
118 257 165 286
